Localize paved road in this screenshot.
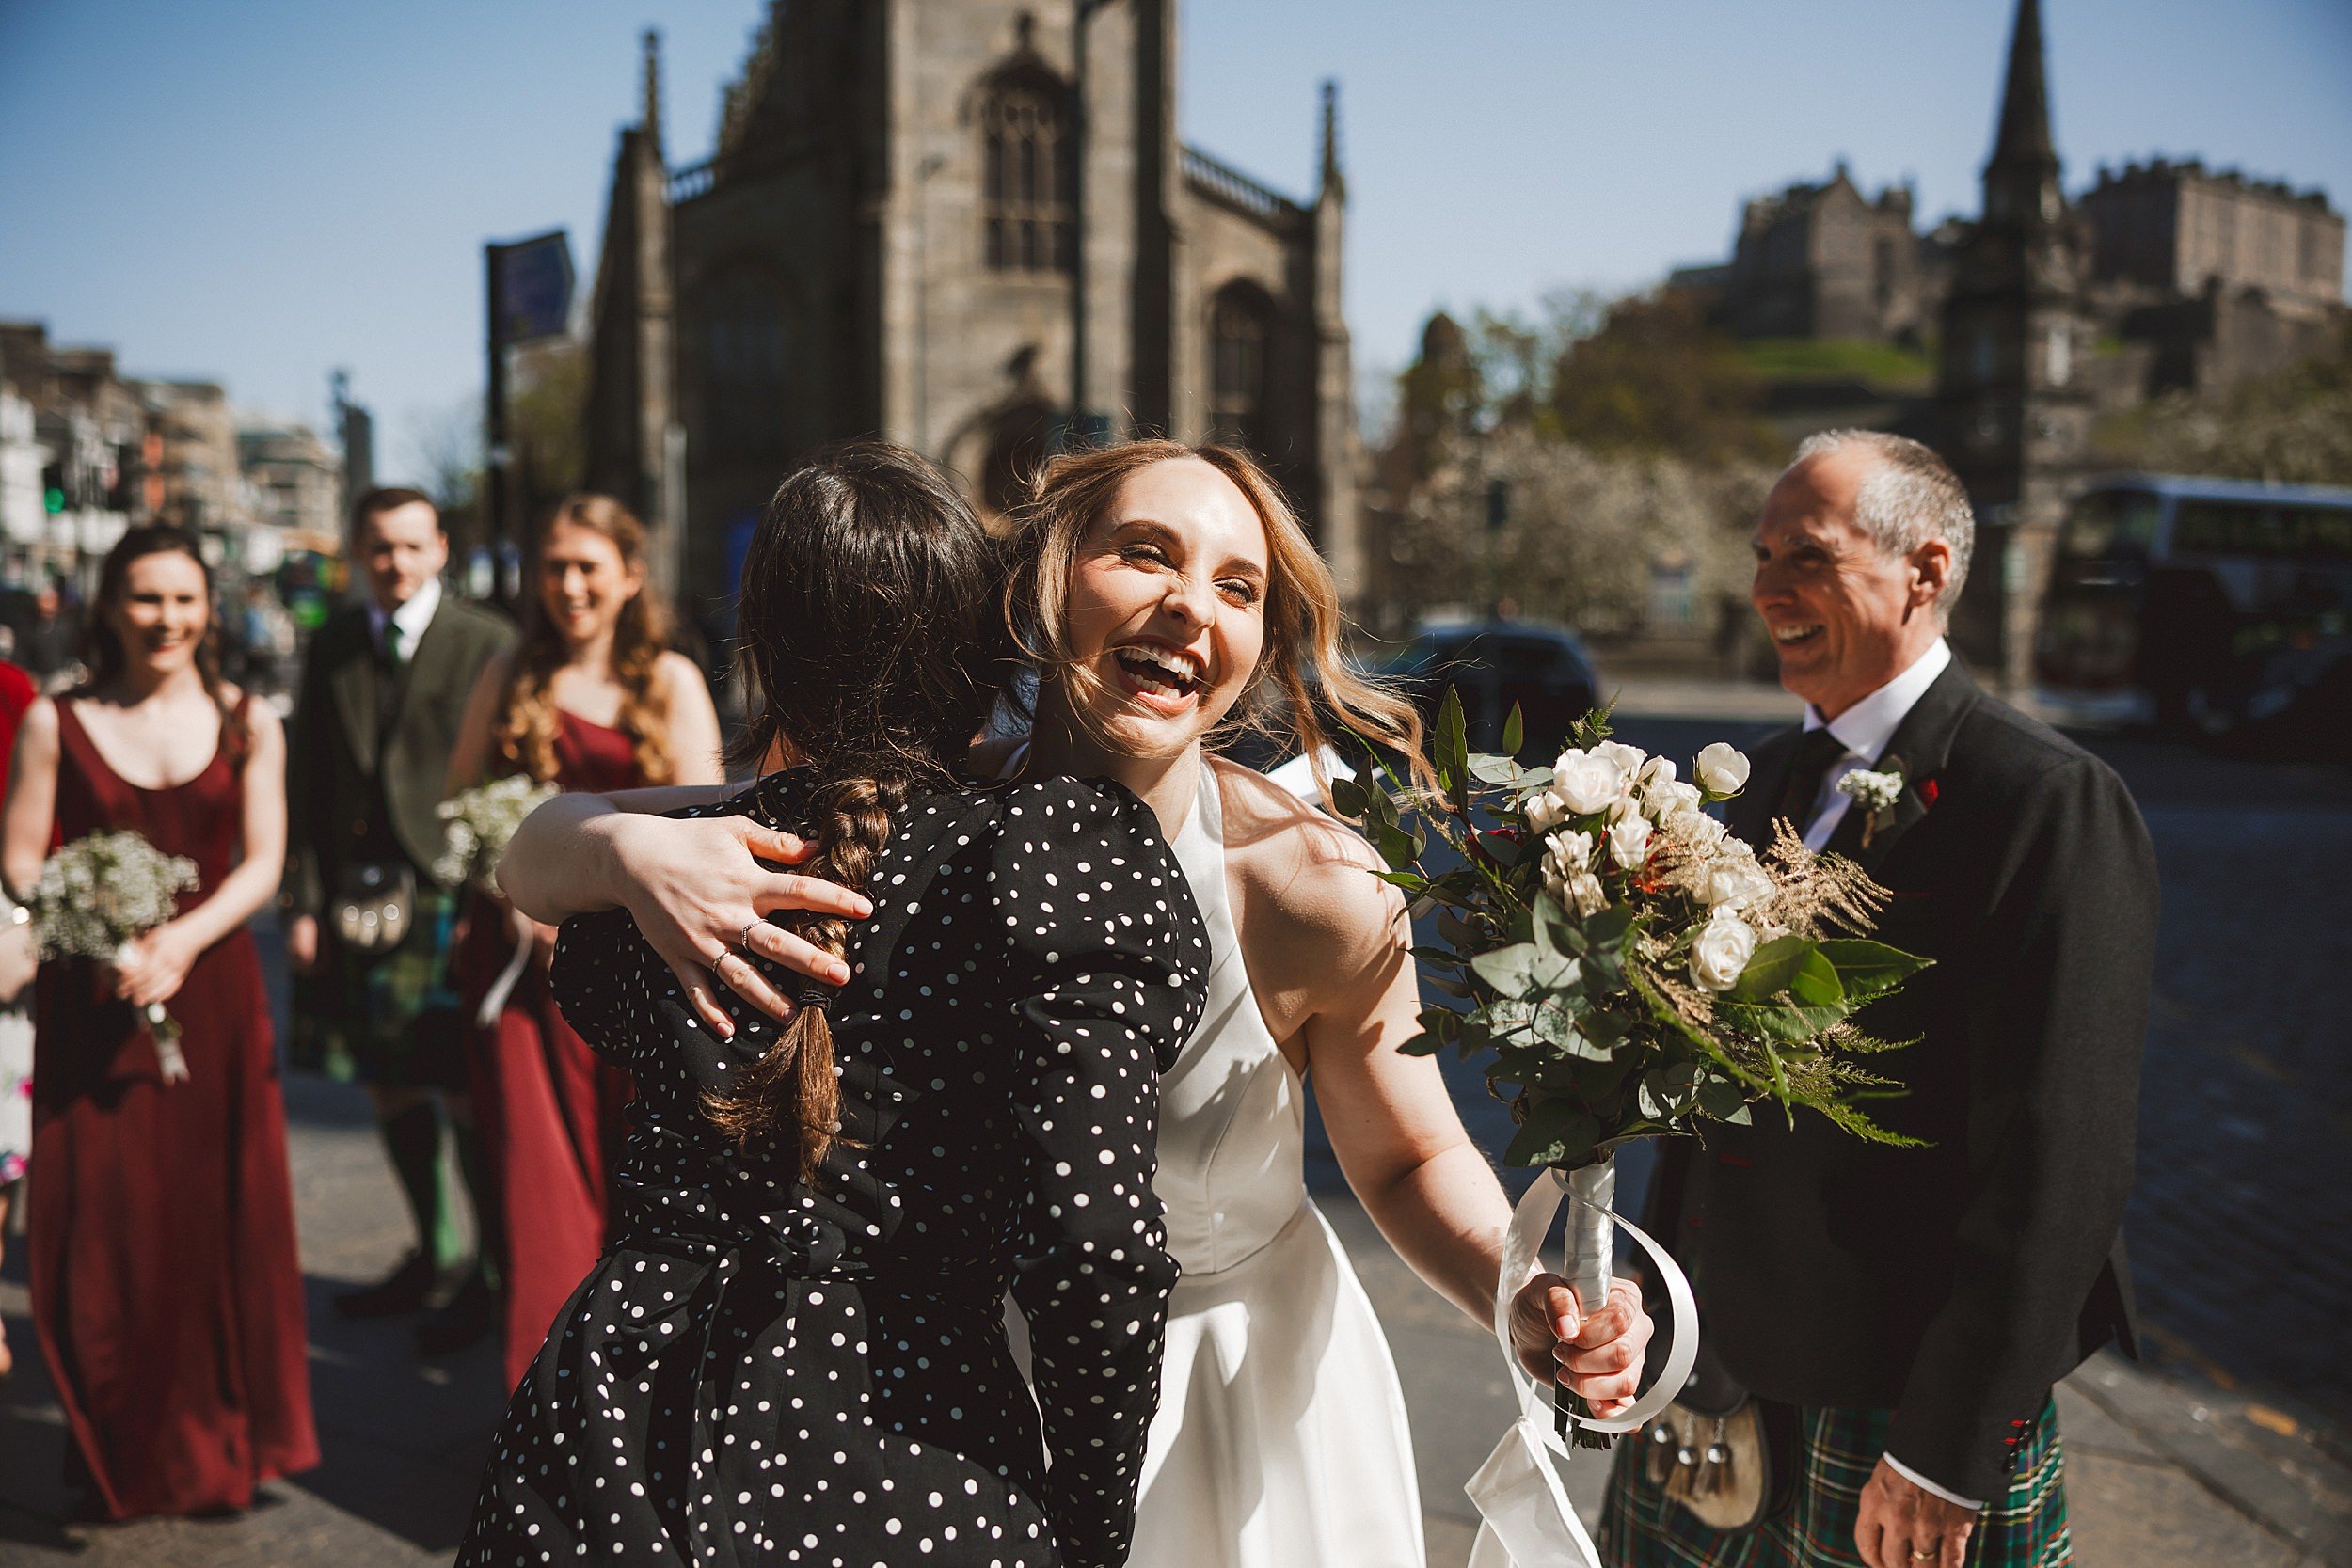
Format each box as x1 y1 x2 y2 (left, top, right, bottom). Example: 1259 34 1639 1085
1 701 2346 1563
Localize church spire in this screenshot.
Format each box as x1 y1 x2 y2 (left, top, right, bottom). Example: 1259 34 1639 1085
1317 78 1344 200
1990 0 2054 168
641 27 664 156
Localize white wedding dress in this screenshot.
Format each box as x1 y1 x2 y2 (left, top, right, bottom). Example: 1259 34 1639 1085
1123 762 1427 1568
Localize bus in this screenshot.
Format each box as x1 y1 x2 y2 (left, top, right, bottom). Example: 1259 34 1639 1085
2036 472 2352 742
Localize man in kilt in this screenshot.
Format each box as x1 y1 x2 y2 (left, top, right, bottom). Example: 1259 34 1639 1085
1602 432 2155 1568
287 487 513 1347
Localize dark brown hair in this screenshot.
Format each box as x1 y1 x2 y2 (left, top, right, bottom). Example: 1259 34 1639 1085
349 484 439 537
497 494 677 785
82 524 248 758
1001 438 1434 800
703 443 1013 1179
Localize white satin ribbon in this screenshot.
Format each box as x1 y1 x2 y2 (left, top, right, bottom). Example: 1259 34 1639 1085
475 907 537 1029
1466 1164 1700 1568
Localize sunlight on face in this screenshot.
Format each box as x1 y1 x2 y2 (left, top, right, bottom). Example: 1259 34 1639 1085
109 550 210 678
1060 456 1271 760
1749 447 1937 719
359 500 448 611
536 519 643 651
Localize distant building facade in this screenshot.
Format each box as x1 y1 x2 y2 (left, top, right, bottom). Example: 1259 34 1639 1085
1677 39 2344 419
1716 163 1947 346
582 1 1360 617
2081 158 2346 398
238 421 342 555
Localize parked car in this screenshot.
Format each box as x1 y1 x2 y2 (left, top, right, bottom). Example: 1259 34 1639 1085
1378 619 1601 758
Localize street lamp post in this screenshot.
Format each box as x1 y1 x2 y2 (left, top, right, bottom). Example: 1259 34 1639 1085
1066 0 1117 451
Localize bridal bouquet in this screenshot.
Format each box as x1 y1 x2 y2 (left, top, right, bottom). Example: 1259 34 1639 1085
31 830 202 1083
435 775 558 895
1342 696 1928 1447
437 775 560 1027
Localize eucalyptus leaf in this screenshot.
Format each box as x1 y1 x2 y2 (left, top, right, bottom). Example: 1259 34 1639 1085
1470 942 1581 1000
1502 702 1524 756
1329 776 1369 821
1469 752 1524 786
1397 1032 1445 1057
1504 1097 1600 1168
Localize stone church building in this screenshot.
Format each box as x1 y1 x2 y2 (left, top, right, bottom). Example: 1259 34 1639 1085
583 2 1359 613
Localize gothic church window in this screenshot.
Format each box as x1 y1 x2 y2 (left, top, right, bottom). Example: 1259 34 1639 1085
1208 283 1273 455
981 75 1072 273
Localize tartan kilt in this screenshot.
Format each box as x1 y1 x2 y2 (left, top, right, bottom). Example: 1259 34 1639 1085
1600 1398 2071 1568
290 883 469 1091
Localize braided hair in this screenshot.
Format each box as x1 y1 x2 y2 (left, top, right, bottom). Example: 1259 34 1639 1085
701 444 1014 1181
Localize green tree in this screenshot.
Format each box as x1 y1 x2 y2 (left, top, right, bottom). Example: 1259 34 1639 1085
1548 291 1776 467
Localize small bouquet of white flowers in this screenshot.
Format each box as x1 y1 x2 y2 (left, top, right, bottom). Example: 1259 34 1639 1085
31 830 202 1083
437 774 560 1027
435 775 558 895
1343 697 1929 1450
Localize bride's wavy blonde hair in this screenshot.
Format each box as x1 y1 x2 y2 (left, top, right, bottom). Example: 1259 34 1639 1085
1000 438 1433 803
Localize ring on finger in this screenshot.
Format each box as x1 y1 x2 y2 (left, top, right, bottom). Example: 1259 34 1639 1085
1909 1547 1937 1561
740 920 763 953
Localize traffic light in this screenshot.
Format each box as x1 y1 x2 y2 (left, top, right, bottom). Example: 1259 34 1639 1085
41 461 63 515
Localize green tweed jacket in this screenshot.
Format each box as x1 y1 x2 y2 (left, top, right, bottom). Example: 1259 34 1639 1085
284 592 515 919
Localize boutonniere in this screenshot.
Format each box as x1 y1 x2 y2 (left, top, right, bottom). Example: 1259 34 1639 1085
1836 759 1907 847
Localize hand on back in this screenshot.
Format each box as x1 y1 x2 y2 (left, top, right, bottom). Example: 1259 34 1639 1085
601 811 870 1037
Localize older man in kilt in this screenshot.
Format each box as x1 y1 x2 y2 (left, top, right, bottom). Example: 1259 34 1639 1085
288 487 513 1346
1601 432 2156 1568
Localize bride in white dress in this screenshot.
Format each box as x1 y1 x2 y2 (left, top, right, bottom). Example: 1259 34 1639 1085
500 441 1652 1566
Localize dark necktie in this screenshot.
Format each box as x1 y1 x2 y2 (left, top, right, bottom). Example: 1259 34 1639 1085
1773 726 1852 835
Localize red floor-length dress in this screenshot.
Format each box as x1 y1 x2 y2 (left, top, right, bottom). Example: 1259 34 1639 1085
30 698 318 1520
457 710 641 1391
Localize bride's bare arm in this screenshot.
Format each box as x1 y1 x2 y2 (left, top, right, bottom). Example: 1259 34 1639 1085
1226 769 1651 1409
496 783 872 1037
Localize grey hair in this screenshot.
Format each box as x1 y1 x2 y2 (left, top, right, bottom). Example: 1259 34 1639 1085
1789 428 1976 614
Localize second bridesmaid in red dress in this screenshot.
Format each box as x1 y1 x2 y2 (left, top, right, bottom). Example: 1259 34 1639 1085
442 493 722 1387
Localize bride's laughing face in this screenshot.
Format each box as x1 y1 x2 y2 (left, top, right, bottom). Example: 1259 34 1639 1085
1060 456 1269 760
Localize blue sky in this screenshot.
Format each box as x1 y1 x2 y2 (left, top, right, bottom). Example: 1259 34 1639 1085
2 0 2346 475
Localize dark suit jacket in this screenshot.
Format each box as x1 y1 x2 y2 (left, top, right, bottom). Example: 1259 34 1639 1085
1655 658 2157 1501
285 594 514 919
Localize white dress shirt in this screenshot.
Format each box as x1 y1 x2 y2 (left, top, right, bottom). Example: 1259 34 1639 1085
1796 635 1980 1511
367 577 442 663
1795 637 1951 852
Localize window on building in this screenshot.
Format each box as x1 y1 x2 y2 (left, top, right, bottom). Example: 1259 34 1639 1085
704 267 793 457
981 77 1072 273
1208 283 1273 454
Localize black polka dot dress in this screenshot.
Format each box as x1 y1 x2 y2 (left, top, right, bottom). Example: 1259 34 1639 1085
456 771 1208 1568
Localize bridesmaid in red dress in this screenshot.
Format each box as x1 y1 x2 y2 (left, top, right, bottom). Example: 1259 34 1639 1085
0 527 316 1518
443 494 721 1387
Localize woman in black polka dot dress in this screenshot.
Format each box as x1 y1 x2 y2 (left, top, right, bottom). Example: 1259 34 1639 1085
455 446 1208 1568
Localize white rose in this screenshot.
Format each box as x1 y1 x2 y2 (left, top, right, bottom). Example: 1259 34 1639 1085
1607 813 1653 869
1596 741 1647 785
1690 910 1758 992
1638 755 1677 793
1694 742 1752 798
1647 779 1703 821
1550 749 1625 816
1525 789 1568 832
1566 871 1608 917
1700 856 1773 910
1670 806 1727 851
1545 829 1594 873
